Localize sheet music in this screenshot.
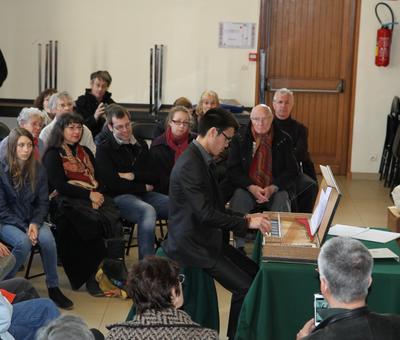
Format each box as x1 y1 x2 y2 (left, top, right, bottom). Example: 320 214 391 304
329 224 400 243
369 248 399 262
320 165 338 190
310 187 332 235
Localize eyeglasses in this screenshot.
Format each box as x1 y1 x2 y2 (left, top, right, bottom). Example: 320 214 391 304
220 131 233 143
113 123 132 131
171 120 190 128
178 274 185 284
251 117 269 123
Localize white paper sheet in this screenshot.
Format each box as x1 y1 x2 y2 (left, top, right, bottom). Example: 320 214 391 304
310 187 332 235
369 248 399 262
329 224 400 243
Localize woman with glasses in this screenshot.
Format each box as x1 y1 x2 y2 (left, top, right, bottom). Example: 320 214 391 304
42 113 125 296
0 128 73 309
150 106 196 194
106 256 218 340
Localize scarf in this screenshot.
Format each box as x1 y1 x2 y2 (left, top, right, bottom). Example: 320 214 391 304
33 137 40 161
60 143 98 189
165 127 189 162
249 125 273 188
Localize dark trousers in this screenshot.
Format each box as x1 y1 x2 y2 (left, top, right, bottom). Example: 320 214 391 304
295 173 318 213
204 243 259 339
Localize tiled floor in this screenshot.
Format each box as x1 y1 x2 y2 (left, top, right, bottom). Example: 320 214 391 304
21 176 393 339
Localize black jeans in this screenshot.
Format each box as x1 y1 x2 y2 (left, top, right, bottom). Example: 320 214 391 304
204 243 259 339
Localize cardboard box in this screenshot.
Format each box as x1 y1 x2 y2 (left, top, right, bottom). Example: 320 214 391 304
387 206 400 245
260 165 341 263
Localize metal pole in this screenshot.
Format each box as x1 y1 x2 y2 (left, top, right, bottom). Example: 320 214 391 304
45 43 49 89
259 49 266 104
149 48 153 114
159 44 163 104
154 45 159 115
49 40 53 88
38 44 42 94
54 40 58 90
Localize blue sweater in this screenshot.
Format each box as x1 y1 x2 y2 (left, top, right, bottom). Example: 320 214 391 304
0 160 49 230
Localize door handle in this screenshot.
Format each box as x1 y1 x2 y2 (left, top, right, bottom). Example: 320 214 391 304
267 79 344 94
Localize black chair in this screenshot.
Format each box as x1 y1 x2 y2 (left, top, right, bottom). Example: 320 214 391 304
0 122 10 141
25 245 45 279
132 122 157 142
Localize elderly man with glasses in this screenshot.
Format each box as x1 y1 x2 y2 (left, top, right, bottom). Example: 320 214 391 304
226 104 299 253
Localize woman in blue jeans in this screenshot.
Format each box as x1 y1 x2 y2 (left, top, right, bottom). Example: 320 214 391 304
0 127 73 309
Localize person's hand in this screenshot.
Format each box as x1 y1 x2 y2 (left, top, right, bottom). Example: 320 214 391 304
94 103 105 120
248 184 268 203
118 172 135 181
90 191 104 207
27 223 38 246
145 184 154 192
296 318 315 339
248 215 271 235
263 185 278 200
0 242 10 257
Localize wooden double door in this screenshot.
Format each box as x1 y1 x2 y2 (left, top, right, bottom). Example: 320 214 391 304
257 0 360 175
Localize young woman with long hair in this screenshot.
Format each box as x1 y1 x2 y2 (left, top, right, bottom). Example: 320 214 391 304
0 127 73 309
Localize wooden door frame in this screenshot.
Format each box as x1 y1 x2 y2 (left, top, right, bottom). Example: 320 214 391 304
255 0 361 178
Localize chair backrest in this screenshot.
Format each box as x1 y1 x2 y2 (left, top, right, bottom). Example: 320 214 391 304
132 122 157 141
0 122 10 141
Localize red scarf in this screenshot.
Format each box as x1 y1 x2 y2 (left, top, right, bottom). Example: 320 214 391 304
33 137 40 161
249 125 273 188
165 127 189 162
60 143 98 188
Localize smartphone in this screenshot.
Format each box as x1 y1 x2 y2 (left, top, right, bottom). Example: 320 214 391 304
314 293 328 326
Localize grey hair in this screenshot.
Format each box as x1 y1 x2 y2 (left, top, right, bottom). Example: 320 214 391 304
48 91 73 111
318 237 373 303
273 88 294 101
17 107 44 126
35 315 95 340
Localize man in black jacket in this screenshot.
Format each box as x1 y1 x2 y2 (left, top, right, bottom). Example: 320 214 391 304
75 70 115 137
297 237 400 340
273 88 318 212
162 108 271 340
227 104 299 251
95 104 168 260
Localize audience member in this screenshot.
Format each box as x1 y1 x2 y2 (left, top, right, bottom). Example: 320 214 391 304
227 104 299 252
0 290 59 340
76 70 115 137
106 256 218 340
192 90 220 132
272 88 318 212
0 107 45 160
42 113 124 295
162 108 271 340
153 96 194 138
96 104 169 259
0 128 73 309
34 88 57 125
297 237 400 339
36 314 104 340
39 91 96 154
150 106 196 194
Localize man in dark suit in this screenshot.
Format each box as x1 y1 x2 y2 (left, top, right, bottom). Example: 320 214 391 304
296 237 400 340
163 108 271 340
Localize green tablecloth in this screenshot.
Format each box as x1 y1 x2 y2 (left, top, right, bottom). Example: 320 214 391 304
235 232 400 340
126 247 220 332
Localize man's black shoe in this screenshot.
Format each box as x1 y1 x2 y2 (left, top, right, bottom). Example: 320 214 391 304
48 287 74 310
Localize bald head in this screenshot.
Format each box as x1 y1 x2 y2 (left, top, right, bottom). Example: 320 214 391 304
250 104 273 134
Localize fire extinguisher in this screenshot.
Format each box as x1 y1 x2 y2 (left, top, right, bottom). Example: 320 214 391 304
375 2 395 67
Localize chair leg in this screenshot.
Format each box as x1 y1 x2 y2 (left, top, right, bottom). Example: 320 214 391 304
25 246 45 280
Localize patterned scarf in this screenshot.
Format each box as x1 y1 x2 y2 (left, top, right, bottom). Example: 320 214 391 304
249 125 273 188
165 127 189 163
60 143 98 189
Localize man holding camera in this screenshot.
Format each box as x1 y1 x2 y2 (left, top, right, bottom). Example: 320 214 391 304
297 237 400 339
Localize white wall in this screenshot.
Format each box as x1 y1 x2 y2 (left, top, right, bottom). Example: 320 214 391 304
351 0 400 173
0 0 259 106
